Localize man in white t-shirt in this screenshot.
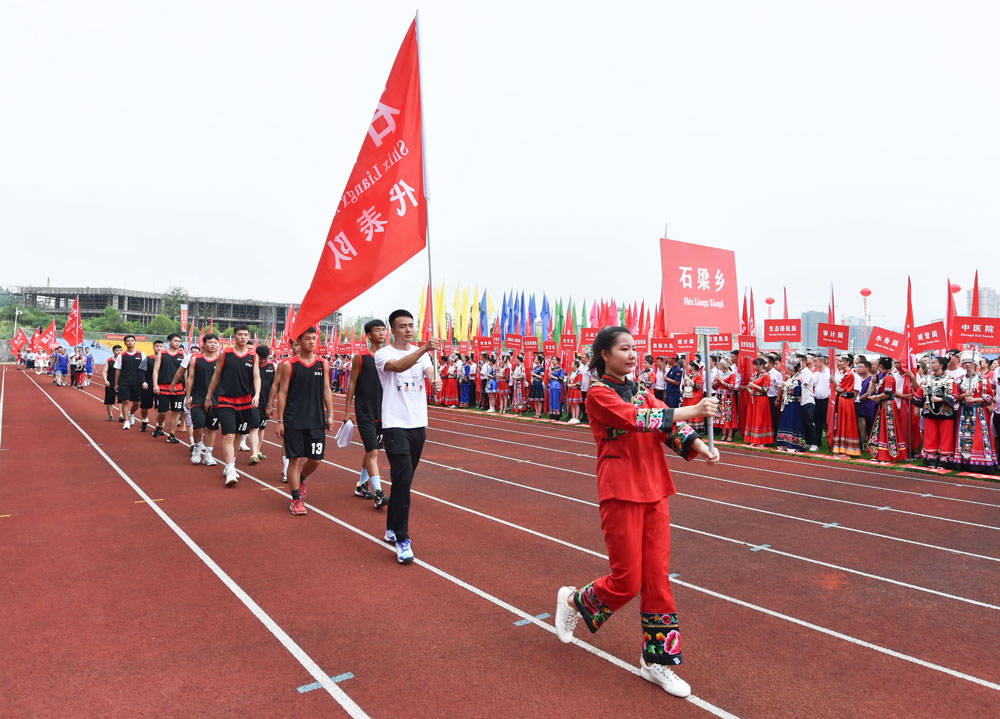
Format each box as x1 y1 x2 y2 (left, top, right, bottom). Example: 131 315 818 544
812 354 832 447
374 309 442 564
797 354 817 451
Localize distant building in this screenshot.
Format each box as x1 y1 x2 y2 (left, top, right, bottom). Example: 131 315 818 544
12 286 340 336
967 286 1000 317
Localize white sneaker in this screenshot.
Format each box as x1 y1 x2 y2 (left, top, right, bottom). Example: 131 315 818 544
239 439 250 452
808 445 819 452
640 657 691 698
568 418 580 424
224 466 238 487
202 453 217 467
122 419 131 430
190 446 202 465
554 586 581 643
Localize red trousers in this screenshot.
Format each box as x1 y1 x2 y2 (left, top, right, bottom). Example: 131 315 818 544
923 418 955 460
593 497 676 614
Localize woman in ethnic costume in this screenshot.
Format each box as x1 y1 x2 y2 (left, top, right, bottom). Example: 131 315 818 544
680 362 705 431
713 357 738 442
529 354 546 418
913 356 958 468
511 355 526 413
744 358 774 445
868 356 906 463
952 351 997 473
554 327 720 699
495 355 510 414
775 363 807 452
484 357 498 413
830 355 862 457
458 356 471 408
548 356 566 420
565 359 584 424
441 354 460 407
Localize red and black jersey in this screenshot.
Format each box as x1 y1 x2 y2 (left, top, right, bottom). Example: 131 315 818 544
217 348 257 410
157 348 185 395
259 360 277 408
188 354 219 407
117 351 144 385
283 355 328 430
105 357 118 386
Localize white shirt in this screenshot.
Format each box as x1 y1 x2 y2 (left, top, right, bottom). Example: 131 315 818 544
799 367 815 405
767 368 783 397
580 368 593 392
113 351 146 369
374 345 433 429
812 366 831 400
946 367 965 381
654 368 666 390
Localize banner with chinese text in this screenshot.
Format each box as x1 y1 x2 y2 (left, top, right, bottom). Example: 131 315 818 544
659 239 739 335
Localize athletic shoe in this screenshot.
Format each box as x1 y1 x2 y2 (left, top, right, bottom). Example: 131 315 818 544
299 481 308 499
281 474 288 484
190 446 202 464
257 452 267 460
383 529 396 543
395 539 414 564
639 658 691 698
202 453 217 467
239 439 250 452
248 453 260 465
224 467 238 487
117 416 125 423
151 426 163 437
555 586 581 643
354 481 374 500
373 489 387 510
122 419 131 431
808 445 818 452
106 417 114 422
289 498 307 515
165 434 180 444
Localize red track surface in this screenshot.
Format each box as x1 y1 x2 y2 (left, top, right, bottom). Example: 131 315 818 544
2 365 999 718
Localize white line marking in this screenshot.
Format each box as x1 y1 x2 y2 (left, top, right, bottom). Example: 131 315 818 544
0 366 6 464
25 373 368 718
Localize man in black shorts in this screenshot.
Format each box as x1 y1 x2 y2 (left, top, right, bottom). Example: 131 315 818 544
177 333 221 466
152 333 186 443
137 340 163 432
103 344 122 421
248 344 276 466
113 335 146 430
205 325 260 487
344 318 388 508
274 326 333 515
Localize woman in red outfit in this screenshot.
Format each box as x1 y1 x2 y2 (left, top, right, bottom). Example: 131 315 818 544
554 326 719 699
743 358 774 445
868 356 906 463
830 355 861 456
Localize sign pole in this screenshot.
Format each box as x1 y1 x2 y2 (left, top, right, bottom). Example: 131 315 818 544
696 326 718 454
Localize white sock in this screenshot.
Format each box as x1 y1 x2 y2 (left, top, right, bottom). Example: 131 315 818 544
369 475 382 492
359 467 369 485
195 441 204 450
282 456 289 474
225 462 235 472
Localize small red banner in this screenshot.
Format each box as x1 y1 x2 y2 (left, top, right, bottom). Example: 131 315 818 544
459 341 469 354
763 319 802 343
506 334 523 351
738 334 757 353
866 326 906 360
709 333 733 350
911 322 946 352
522 336 539 354
581 328 599 346
817 322 849 350
672 333 698 353
560 333 577 352
543 340 558 356
650 337 673 355
633 337 648 354
951 316 1000 346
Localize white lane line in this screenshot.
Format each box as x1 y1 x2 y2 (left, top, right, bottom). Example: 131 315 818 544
252 440 1000 694
0 366 6 462
26 373 369 719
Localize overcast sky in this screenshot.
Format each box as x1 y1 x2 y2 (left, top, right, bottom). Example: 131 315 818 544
2 0 998 328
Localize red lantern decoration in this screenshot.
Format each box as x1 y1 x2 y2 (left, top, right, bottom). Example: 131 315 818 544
950 283 961 294
859 288 871 298
764 297 775 305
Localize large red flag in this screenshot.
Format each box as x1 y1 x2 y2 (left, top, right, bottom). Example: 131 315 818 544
39 320 58 351
971 270 980 317
292 19 427 339
11 328 29 353
29 328 41 353
61 296 83 346
780 287 791 373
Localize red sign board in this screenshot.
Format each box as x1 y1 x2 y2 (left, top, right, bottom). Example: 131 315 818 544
672 333 697 354
911 321 946 352
763 320 801 343
738 334 757 353
650 336 673 355
105 333 149 341
951 316 1000 345
581 328 599 346
523 336 539 354
459 341 469 354
506 334 523 351
866 325 906 360
817 322 849 350
543 340 558 356
560 333 577 352
473 336 492 353
709 333 733 350
632 337 648 354
659 238 739 335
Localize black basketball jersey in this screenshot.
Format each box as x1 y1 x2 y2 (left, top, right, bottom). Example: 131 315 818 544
157 348 185 393
217 348 256 410
105 357 118 386
283 355 327 430
353 350 382 422
189 354 219 406
118 351 144 385
259 360 276 407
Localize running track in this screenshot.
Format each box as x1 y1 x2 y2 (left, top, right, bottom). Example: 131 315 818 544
2 365 999 718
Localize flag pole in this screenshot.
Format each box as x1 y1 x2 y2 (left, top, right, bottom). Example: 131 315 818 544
415 9 439 379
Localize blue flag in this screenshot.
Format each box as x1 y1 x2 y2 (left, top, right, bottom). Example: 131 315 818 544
479 290 488 336
519 291 526 336
540 295 551 341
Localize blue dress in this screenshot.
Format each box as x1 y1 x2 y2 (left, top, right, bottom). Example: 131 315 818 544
548 367 565 415
529 367 546 400
459 364 472 405
776 381 806 451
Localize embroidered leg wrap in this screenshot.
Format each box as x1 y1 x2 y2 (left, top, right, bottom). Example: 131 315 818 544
641 612 682 666
573 582 614 633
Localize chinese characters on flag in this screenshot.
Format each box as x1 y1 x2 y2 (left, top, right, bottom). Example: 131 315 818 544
708 333 733 350
763 319 802 343
910 321 947 352
866 326 906 360
816 322 849 351
950 316 999 346
659 239 739 335
291 20 427 338
11 328 29 353
38 320 58 351
650 337 673 355
62 296 83 346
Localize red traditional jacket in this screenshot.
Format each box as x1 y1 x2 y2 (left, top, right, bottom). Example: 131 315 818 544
585 374 698 503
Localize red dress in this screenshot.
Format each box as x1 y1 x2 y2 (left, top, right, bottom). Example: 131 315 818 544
565 370 583 403
830 372 861 456
680 374 704 429
743 372 774 445
498 363 511 394
441 363 460 406
868 373 906 462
